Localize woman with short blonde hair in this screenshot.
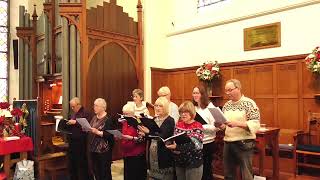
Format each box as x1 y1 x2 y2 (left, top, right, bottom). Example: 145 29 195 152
138 96 175 180
154 96 170 116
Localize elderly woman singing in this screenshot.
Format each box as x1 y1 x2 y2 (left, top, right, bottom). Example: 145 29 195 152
89 98 115 180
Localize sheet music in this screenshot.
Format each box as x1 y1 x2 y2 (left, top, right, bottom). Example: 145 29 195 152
76 118 91 131
208 107 227 124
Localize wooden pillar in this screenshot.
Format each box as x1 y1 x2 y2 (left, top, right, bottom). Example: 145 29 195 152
18 6 25 99
70 23 77 98
31 5 38 98
137 0 144 91
81 0 89 108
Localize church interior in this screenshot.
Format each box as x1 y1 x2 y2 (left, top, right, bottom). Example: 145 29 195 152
1 0 320 179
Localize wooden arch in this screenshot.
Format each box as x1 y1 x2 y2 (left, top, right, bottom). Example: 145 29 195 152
88 40 138 79
59 0 143 107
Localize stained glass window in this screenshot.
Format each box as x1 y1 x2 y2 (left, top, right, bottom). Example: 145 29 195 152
197 0 227 9
0 0 8 102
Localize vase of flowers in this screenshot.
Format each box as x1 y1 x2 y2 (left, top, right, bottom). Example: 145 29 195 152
0 102 27 137
196 61 220 95
305 46 320 74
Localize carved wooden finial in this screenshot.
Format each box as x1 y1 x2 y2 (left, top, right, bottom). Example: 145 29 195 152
32 4 38 19
137 0 142 9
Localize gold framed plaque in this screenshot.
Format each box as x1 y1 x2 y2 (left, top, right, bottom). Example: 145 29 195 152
244 22 281 51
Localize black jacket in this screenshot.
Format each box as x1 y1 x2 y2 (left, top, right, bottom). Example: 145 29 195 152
148 116 175 169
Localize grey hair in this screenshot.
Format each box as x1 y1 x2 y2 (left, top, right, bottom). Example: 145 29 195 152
226 79 242 89
94 98 107 111
70 97 81 105
157 86 171 96
122 103 134 114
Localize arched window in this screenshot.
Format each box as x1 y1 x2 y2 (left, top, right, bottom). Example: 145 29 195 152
0 0 8 101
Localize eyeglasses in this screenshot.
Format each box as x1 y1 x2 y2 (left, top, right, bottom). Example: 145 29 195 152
225 87 237 93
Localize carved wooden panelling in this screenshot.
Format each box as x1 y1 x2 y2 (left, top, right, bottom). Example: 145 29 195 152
151 55 320 136
219 69 232 99
277 63 298 96
183 71 198 100
255 98 274 126
254 65 273 96
234 67 251 97
168 73 184 101
278 99 299 129
151 71 168 103
87 43 137 115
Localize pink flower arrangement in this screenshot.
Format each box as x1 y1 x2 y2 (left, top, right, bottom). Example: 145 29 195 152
305 46 320 73
196 61 220 82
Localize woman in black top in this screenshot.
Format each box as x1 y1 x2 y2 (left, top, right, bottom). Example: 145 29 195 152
139 97 175 180
89 98 115 180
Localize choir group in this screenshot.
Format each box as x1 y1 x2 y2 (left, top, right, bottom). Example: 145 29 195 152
66 79 260 180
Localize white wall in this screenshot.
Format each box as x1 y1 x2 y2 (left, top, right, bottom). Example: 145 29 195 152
9 0 29 102
143 0 320 101
10 1 320 103
166 0 320 68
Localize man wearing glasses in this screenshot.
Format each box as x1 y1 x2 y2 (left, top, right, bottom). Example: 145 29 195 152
216 79 260 180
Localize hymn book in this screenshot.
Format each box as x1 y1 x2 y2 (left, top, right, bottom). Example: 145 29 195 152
118 114 160 132
208 107 227 124
149 132 191 145
194 112 207 125
57 119 72 134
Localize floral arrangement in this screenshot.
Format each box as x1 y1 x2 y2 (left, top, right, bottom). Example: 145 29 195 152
305 46 320 73
0 102 28 137
196 61 220 82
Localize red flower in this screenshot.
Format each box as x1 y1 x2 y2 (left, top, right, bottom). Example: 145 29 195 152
317 53 320 61
11 108 23 117
0 116 4 125
205 64 213 70
0 102 10 110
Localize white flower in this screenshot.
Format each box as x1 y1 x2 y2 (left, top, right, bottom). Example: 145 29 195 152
308 54 315 59
0 109 12 117
212 67 219 71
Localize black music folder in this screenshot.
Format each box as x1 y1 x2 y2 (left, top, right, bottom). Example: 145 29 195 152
149 132 191 145
57 119 72 134
194 112 207 125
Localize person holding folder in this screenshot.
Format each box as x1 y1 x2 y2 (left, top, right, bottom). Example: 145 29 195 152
67 97 93 180
120 103 147 180
138 97 175 180
88 98 115 180
192 85 220 180
217 79 260 180
166 101 204 180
